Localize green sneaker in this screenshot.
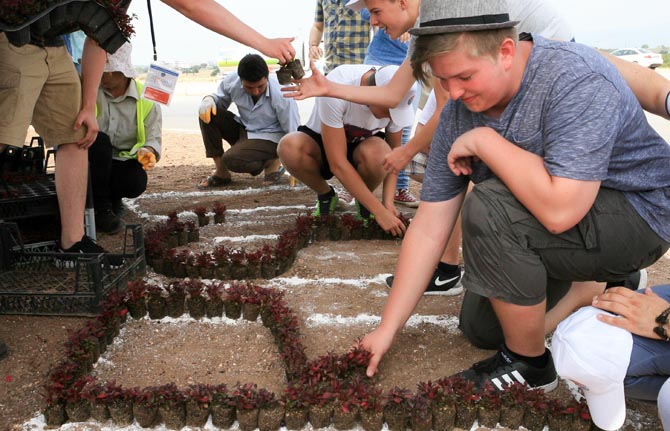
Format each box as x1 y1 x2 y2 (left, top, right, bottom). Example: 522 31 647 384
312 191 339 217
355 201 375 227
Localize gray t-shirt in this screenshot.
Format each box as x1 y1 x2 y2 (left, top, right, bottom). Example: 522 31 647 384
422 36 670 242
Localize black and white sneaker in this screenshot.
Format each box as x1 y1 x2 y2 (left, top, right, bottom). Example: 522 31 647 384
457 345 558 392
385 266 463 296
56 235 125 269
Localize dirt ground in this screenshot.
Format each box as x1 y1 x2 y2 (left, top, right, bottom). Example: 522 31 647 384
0 130 667 430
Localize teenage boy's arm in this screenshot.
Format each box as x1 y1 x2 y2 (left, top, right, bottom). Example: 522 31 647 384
603 52 670 120
76 37 106 148
383 89 448 173
448 127 600 234
320 125 405 237
161 0 295 63
284 58 416 108
360 194 465 377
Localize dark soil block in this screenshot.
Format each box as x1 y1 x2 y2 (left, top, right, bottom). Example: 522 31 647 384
65 400 90 422
147 297 167 319
167 233 179 249
547 414 573 431
198 215 209 227
188 230 200 242
237 408 260 431
309 404 333 429
159 402 186 430
523 408 547 431
573 416 593 431
261 262 277 279
200 266 215 279
108 399 133 427
133 403 158 428
384 405 408 431
126 298 147 319
284 407 308 430
224 300 242 319
411 411 432 431
247 262 261 279
499 405 524 429
43 403 66 426
454 403 477 430
333 407 358 430
359 409 384 431
89 402 110 422
276 67 293 85
178 231 189 246
478 405 501 429
214 214 225 224
216 263 232 280
210 403 235 428
187 296 207 319
258 403 284 431
242 302 261 321
230 264 247 280
185 400 210 427
329 226 342 241
186 265 200 279
432 403 456 430
166 294 186 318
206 297 224 318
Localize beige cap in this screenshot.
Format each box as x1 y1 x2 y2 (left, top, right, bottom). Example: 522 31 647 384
104 42 137 78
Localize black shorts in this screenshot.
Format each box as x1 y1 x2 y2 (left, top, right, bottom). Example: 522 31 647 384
297 125 385 180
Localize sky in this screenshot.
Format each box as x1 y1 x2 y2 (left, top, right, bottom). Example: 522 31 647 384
127 0 669 66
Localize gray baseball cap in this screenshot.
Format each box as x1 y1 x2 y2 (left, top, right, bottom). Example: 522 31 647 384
409 0 518 36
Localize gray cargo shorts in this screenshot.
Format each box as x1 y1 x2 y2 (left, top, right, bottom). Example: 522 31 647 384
461 178 669 306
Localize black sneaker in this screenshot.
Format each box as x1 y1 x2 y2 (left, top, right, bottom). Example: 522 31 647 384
457 345 558 392
0 339 7 361
112 199 127 217
95 208 123 234
57 235 125 269
606 269 647 291
386 266 463 296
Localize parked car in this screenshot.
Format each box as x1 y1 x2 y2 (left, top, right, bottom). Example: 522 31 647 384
611 48 663 69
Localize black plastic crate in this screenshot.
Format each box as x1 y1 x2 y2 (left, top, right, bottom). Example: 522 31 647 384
0 137 59 221
0 222 146 316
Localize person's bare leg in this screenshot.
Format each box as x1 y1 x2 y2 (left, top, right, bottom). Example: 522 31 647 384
544 281 605 334
491 298 546 356
55 143 88 249
440 213 462 265
278 133 330 195
212 155 232 180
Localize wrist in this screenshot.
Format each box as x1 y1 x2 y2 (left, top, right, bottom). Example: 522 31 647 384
653 306 670 341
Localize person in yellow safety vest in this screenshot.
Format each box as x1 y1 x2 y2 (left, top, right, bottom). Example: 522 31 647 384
90 42 162 234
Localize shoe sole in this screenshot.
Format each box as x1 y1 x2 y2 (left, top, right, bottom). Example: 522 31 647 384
394 200 419 208
424 283 464 296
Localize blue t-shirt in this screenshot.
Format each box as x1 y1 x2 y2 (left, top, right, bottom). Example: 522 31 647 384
360 9 409 66
422 35 670 242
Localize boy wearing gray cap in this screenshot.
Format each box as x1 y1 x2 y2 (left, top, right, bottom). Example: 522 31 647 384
357 0 670 391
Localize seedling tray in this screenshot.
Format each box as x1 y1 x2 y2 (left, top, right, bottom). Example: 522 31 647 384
0 222 146 316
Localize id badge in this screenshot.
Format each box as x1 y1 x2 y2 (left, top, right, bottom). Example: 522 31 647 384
142 62 180 105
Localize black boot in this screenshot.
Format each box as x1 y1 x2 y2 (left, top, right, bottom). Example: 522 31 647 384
95 208 123 234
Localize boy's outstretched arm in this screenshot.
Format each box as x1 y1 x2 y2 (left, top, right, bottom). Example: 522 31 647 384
161 0 295 63
283 57 416 108
360 195 465 376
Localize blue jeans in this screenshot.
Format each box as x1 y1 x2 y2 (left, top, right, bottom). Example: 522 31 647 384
364 53 419 190
625 284 670 403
